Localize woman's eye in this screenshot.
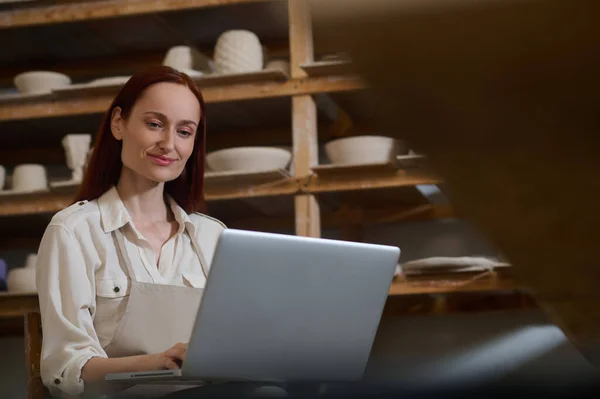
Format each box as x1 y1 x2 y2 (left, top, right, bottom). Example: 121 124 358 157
147 122 161 129
178 130 193 137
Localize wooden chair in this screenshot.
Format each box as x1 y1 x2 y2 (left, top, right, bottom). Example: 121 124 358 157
24 312 50 399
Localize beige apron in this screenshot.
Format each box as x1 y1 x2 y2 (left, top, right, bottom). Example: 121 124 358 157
105 226 209 357
97 226 209 398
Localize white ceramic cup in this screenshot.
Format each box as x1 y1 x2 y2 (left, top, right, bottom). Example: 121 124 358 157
0 165 5 190
163 46 195 70
12 164 47 192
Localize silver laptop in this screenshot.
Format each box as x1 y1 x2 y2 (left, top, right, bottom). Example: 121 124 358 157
106 228 400 384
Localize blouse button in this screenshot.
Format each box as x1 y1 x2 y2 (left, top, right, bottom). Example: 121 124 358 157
54 378 61 385
78 201 85 206
114 287 120 293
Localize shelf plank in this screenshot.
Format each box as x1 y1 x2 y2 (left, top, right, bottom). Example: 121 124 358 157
0 76 366 122
0 0 272 29
0 275 524 320
0 180 301 216
0 170 441 217
51 70 290 99
307 169 441 194
389 271 519 296
0 293 39 318
0 191 72 216
300 60 354 77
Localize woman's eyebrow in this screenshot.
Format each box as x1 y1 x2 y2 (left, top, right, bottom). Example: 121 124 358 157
143 111 198 126
180 119 198 127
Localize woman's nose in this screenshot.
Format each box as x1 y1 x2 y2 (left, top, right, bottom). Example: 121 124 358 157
158 130 176 151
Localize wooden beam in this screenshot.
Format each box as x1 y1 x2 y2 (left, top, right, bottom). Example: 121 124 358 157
289 0 321 238
0 76 366 122
0 0 272 29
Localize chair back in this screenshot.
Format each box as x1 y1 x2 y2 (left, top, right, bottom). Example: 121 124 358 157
25 312 49 399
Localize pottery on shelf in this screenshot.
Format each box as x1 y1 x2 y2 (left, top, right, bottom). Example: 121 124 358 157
11 163 48 193
265 59 290 75
62 134 92 182
162 46 213 73
14 71 71 95
206 147 292 173
325 135 408 165
7 253 37 294
213 30 263 75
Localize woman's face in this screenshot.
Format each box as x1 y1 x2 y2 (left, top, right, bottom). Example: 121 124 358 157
111 82 201 184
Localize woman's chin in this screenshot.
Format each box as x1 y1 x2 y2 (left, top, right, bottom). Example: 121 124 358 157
145 170 182 184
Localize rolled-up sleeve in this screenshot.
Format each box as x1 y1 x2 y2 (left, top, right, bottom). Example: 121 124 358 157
36 224 107 397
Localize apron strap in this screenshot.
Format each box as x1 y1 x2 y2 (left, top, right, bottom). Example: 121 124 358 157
112 228 140 283
186 226 210 278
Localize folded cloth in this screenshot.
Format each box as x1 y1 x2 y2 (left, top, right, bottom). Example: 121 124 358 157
399 256 510 276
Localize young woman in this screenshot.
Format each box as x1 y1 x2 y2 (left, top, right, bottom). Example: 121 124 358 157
35 66 226 397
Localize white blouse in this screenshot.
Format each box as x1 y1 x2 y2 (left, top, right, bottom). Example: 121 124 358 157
35 186 225 397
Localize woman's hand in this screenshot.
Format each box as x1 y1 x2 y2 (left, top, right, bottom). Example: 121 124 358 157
144 342 188 370
81 343 189 388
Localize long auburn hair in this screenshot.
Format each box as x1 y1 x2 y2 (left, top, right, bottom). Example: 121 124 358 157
75 66 207 213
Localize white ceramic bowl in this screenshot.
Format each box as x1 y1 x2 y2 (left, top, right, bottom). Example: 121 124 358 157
265 60 290 75
206 147 292 172
7 254 37 294
213 30 263 74
12 163 47 192
14 71 71 94
7 267 36 294
325 135 408 165
163 45 195 70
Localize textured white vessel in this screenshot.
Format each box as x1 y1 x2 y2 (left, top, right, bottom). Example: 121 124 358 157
213 30 263 74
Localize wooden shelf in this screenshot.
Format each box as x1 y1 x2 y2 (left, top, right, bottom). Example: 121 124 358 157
0 166 440 217
0 0 274 29
300 60 354 77
0 178 302 216
51 70 290 99
0 293 39 318
307 168 441 194
389 271 519 296
0 76 366 122
0 274 523 319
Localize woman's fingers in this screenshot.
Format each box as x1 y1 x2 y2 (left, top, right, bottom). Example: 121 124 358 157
163 357 180 370
165 346 187 361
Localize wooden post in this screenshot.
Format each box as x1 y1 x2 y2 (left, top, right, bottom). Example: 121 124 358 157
289 0 321 237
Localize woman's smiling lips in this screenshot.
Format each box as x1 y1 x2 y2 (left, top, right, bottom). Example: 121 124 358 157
148 153 176 166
